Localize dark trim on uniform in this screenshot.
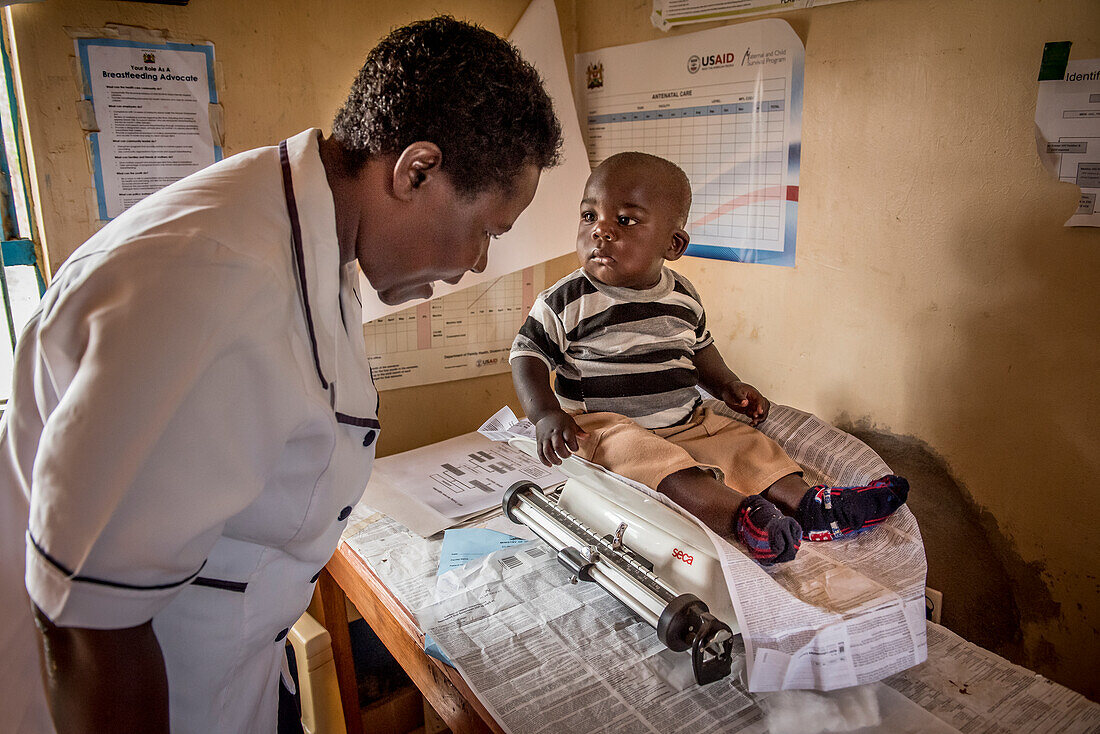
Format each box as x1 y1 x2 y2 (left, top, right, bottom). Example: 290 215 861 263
28 532 206 591
335 413 381 429
192 576 249 593
279 139 329 391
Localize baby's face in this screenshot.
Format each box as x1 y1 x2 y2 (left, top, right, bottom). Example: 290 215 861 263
576 162 684 289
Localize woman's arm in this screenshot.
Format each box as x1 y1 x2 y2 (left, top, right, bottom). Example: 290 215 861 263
34 605 170 733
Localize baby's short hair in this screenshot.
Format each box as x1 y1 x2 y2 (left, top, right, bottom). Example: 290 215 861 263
597 152 691 227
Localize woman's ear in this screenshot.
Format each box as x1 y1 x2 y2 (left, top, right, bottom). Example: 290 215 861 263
392 141 443 201
665 228 690 261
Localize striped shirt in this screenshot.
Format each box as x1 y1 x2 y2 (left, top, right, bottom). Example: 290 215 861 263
510 267 713 429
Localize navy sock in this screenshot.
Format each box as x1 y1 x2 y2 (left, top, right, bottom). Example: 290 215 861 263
798 475 910 541
735 494 802 564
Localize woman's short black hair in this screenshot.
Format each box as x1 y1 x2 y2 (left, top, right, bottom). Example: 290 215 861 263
332 16 562 196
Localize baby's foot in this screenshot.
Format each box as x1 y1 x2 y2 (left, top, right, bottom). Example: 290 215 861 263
798 475 910 541
735 494 802 564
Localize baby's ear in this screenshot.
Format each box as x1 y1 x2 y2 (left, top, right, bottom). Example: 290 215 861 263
665 228 690 261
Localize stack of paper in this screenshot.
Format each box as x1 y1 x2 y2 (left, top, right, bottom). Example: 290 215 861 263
359 430 565 537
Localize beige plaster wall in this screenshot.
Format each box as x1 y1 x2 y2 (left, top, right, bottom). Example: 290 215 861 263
574 0 1099 698
7 0 1098 701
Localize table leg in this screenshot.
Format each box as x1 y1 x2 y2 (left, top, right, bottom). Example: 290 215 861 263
318 568 365 734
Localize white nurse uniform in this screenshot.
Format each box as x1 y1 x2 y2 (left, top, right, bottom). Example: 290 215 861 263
0 128 378 733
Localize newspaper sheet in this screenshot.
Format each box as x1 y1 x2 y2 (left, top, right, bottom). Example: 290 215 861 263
339 511 1100 733
884 623 1100 734
478 403 926 692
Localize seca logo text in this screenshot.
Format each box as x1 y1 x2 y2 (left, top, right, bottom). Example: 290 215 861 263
672 548 694 565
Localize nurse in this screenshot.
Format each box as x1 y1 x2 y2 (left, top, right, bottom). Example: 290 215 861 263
0 16 561 734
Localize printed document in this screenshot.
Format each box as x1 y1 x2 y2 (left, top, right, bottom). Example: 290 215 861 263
363 266 545 391
1035 55 1100 227
75 38 219 220
576 20 803 265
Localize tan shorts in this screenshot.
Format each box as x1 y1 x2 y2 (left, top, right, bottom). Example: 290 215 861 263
572 407 802 497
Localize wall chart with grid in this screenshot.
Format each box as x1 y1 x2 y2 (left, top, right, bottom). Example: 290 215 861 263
576 19 803 266
363 265 544 390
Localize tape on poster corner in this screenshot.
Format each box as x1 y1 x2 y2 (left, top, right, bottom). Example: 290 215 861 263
1037 40 1071 82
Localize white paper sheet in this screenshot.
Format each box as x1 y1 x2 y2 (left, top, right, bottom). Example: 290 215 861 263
363 266 545 390
576 20 803 266
1035 56 1100 227
359 430 564 537
75 38 219 220
359 0 591 322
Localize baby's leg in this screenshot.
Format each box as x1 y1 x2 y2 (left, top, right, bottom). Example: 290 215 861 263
763 473 910 541
661 409 908 543
573 412 800 564
658 468 801 564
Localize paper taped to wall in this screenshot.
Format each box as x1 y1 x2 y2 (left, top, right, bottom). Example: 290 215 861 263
1034 42 1100 227
576 20 804 266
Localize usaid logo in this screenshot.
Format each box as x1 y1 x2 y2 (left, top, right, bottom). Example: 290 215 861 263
689 51 739 73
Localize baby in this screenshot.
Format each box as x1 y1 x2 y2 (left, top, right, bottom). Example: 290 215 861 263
509 151 908 563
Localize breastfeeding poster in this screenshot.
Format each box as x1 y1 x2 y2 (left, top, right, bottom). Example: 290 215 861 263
76 38 220 220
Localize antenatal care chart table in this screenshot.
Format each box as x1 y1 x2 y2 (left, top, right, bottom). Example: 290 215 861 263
576 19 804 266
363 266 544 390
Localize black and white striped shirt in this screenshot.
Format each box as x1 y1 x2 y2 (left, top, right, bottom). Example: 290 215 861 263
510 268 713 429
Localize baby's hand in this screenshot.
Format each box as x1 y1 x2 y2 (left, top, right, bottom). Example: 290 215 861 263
533 411 587 466
721 381 770 426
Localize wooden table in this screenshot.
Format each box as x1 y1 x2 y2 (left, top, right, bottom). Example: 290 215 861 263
318 541 506 734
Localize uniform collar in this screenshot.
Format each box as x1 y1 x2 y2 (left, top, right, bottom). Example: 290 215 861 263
281 129 377 423
282 129 342 387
